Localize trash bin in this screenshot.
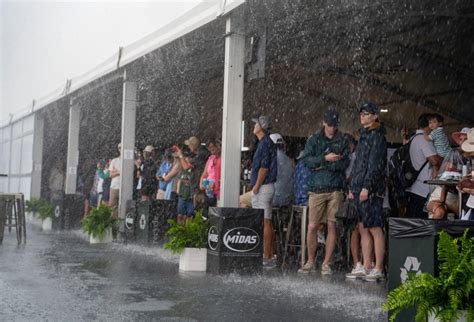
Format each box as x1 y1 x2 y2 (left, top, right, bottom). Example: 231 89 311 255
63 194 84 230
51 191 64 230
124 200 137 243
150 200 176 244
135 200 153 244
207 207 263 274
388 218 474 321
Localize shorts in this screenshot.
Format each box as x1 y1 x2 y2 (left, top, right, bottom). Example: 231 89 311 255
251 183 275 219
355 194 384 228
308 191 344 225
177 198 194 217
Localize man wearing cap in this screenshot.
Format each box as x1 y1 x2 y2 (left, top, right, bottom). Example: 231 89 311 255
270 133 294 208
251 115 278 267
138 145 158 200
299 107 349 275
349 102 387 281
109 143 122 218
406 113 442 219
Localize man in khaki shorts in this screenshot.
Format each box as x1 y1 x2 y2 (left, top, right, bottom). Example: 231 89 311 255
298 107 350 275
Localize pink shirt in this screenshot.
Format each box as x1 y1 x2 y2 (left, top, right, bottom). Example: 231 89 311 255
206 154 221 199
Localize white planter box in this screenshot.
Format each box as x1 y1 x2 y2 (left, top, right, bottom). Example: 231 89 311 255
179 248 207 272
89 228 113 244
428 311 467 322
42 217 52 231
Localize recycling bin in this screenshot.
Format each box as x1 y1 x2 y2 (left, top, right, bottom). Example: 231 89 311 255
388 218 474 321
207 207 263 274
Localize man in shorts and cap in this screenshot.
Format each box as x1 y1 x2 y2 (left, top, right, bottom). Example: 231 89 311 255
299 107 349 275
251 115 278 267
348 102 387 281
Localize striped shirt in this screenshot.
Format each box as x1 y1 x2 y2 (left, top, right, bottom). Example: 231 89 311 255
429 127 451 158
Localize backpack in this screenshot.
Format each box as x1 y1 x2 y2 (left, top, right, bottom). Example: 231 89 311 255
388 134 428 205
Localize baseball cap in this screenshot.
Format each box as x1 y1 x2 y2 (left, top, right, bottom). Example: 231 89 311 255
143 145 154 153
252 115 272 131
270 133 284 144
323 107 339 127
452 127 471 146
359 102 379 114
184 136 200 149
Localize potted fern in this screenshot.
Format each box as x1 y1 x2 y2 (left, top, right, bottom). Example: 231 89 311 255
81 204 117 244
165 209 209 272
36 200 54 231
25 198 42 221
384 229 474 322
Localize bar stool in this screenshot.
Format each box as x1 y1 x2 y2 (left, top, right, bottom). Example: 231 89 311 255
0 193 26 245
282 205 308 269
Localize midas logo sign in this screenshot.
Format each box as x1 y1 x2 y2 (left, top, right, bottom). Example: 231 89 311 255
208 226 219 251
223 227 260 253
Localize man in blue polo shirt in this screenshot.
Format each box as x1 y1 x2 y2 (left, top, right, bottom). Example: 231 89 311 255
251 115 278 267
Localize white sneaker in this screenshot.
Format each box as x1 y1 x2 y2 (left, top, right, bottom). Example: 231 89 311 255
297 261 315 274
321 263 332 276
364 269 385 281
345 262 366 279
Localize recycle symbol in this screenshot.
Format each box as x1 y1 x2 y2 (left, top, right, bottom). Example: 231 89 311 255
139 214 146 230
400 256 421 282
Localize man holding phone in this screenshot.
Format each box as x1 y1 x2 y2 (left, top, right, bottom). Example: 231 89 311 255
299 107 350 275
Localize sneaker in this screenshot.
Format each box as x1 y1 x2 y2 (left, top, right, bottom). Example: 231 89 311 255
297 261 315 274
345 262 366 279
364 269 385 281
263 258 277 269
321 263 333 276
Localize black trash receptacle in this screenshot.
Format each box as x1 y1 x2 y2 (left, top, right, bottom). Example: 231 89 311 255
63 194 84 230
388 218 474 321
151 200 176 243
51 191 64 230
207 207 263 274
124 200 137 243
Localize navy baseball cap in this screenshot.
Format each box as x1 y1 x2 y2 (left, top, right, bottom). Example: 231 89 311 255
323 107 339 127
359 102 379 114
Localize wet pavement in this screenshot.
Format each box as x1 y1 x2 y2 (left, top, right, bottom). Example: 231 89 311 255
1 222 387 321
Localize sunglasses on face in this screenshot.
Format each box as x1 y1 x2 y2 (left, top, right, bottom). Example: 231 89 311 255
360 111 372 116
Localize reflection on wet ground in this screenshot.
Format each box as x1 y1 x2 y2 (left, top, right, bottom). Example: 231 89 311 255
0 224 387 321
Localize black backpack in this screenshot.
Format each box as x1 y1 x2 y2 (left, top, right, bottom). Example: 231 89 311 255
388 133 428 202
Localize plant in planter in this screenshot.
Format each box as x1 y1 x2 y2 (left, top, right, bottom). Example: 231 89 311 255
165 209 209 271
384 229 474 322
81 204 117 244
25 198 43 218
37 200 54 231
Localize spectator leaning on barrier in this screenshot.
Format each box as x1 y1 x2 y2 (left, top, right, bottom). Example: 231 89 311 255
270 133 294 208
348 102 387 281
299 107 349 275
176 136 209 209
251 115 278 267
406 113 442 219
199 138 222 205
109 143 122 219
